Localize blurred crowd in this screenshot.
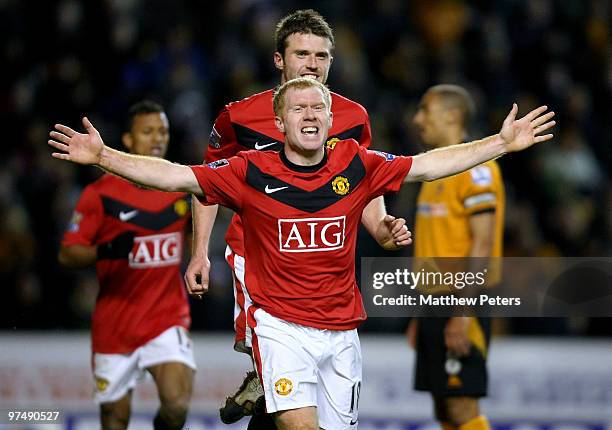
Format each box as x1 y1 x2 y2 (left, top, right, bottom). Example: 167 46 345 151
1 0 610 335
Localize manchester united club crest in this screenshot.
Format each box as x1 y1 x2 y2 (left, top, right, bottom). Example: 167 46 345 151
332 176 350 195
95 376 109 392
274 378 293 396
174 199 189 216
326 137 340 150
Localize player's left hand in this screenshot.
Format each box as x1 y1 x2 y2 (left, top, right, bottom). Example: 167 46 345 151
444 316 471 356
377 215 412 250
499 104 556 153
49 117 105 165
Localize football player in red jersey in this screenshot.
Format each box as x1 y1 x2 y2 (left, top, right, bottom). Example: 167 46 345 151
49 78 555 429
186 10 406 426
187 7 389 350
58 101 195 430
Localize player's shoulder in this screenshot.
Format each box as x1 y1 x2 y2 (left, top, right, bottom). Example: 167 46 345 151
84 174 115 194
330 91 368 116
226 89 274 114
326 137 360 151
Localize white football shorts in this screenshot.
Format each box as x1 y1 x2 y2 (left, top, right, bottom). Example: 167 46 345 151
249 307 362 429
92 325 196 404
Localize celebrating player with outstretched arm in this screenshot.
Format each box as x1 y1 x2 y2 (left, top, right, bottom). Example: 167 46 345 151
50 78 554 430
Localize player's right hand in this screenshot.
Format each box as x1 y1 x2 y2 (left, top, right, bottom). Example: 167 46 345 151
184 254 210 299
49 117 105 165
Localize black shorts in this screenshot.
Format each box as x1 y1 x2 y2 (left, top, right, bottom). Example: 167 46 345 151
414 317 491 397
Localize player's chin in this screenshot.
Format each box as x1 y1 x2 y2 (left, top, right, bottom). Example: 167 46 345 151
298 136 325 150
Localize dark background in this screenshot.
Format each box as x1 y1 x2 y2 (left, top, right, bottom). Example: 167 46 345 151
1 0 610 336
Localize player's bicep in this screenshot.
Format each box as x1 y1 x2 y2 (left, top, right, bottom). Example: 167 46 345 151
189 157 245 212
468 211 496 257
364 149 413 197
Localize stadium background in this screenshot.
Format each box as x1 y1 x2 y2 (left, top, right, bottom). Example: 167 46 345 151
1 0 611 428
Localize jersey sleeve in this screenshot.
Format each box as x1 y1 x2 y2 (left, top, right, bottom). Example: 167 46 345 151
358 110 372 149
61 185 104 247
362 147 413 199
189 155 247 212
459 164 500 216
204 107 240 163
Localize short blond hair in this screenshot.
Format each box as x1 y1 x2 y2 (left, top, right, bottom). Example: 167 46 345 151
273 78 332 116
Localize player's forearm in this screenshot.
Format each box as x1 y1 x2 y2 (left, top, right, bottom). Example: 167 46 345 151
98 146 200 194
360 196 387 241
191 197 219 257
407 134 506 182
58 244 97 268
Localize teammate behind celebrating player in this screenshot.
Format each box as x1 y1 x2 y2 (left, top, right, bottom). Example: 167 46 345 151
58 101 195 430
49 78 555 430
188 10 404 425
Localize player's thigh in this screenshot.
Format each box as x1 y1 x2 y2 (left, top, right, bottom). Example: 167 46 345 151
147 362 194 405
317 329 362 429
93 352 141 404
274 406 318 430
250 308 320 414
417 318 490 398
414 318 447 393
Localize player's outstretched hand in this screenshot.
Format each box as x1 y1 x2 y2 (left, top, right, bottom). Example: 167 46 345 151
48 117 104 165
184 254 210 300
444 316 471 357
378 215 412 251
499 104 556 153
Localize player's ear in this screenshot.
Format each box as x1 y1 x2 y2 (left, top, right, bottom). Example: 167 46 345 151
274 52 284 71
444 107 461 125
122 132 133 151
329 110 333 128
275 115 285 133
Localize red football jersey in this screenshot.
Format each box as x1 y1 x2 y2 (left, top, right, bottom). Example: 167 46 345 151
62 175 191 354
204 89 372 256
191 140 412 330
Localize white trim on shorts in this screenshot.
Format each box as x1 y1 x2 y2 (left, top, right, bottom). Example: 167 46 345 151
226 245 254 348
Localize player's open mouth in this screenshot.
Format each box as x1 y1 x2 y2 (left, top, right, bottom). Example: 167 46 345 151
301 126 318 135
301 74 319 80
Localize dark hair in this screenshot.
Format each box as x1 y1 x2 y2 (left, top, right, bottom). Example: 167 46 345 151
274 9 334 56
428 84 476 127
125 100 165 132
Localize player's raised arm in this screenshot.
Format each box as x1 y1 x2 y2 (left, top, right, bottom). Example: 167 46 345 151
49 117 202 195
405 104 555 183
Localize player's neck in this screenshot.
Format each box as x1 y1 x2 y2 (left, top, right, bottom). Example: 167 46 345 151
281 147 327 171
438 127 466 147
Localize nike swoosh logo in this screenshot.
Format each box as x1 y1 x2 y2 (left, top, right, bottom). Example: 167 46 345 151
119 210 139 222
254 141 278 150
350 419 358 426
265 185 289 194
